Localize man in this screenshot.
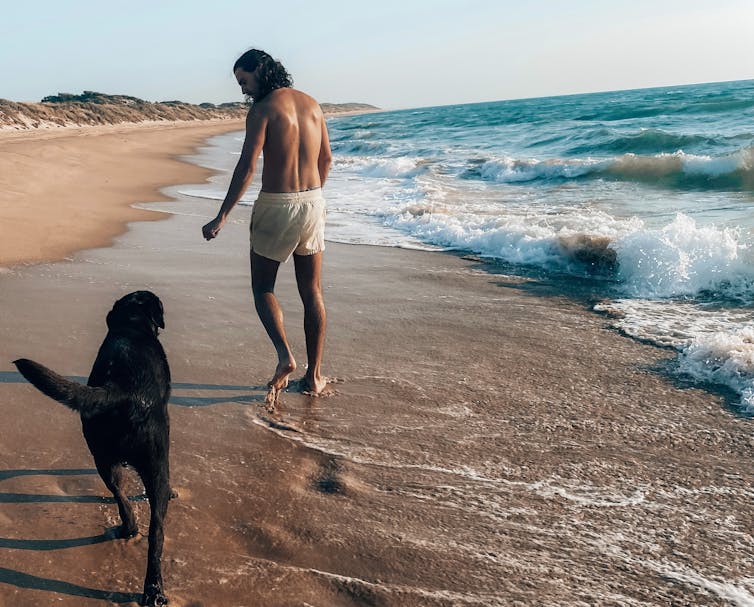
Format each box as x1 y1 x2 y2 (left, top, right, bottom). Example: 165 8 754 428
202 49 332 405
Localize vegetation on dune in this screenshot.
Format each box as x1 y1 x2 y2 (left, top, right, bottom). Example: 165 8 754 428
0 91 379 131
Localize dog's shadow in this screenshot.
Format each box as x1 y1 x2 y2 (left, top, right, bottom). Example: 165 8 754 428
0 371 268 603
0 566 140 603
0 370 268 408
0 468 142 603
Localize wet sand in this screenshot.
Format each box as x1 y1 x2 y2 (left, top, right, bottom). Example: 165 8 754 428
1 126 753 606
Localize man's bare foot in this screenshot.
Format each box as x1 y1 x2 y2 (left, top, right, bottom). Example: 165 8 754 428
265 357 296 411
270 357 297 390
298 375 341 397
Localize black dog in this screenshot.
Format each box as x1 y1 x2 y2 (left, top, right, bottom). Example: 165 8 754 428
14 290 172 606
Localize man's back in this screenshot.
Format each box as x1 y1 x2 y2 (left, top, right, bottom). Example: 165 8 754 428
256 88 326 193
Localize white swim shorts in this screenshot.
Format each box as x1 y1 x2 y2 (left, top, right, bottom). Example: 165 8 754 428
250 189 326 262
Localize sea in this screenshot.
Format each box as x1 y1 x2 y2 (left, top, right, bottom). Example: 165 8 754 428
179 79 754 413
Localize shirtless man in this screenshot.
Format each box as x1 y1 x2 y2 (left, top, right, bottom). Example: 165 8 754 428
202 49 332 403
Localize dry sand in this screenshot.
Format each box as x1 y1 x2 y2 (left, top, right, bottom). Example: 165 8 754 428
0 123 753 606
0 120 244 268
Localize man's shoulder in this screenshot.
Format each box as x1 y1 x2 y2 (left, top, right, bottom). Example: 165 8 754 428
267 88 321 112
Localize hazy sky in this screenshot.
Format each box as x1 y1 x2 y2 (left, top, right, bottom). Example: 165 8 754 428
2 0 752 110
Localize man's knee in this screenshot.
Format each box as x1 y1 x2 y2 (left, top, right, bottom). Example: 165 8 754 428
300 289 325 312
303 292 323 307
295 275 322 300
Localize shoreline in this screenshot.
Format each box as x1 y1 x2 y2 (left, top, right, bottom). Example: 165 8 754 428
0 108 379 271
1 123 753 606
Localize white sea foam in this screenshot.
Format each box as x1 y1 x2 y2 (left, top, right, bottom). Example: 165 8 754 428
176 187 255 205
681 150 747 177
595 299 754 410
334 155 425 178
474 155 607 183
612 213 754 299
381 203 635 271
532 480 646 508
594 299 753 348
680 327 754 412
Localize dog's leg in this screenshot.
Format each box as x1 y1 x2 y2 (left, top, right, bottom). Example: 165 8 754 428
98 462 138 538
139 467 170 607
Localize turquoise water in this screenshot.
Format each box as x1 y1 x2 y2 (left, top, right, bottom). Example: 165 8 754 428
180 79 754 410
325 79 754 282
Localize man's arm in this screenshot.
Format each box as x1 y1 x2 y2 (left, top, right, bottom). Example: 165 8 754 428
317 116 333 188
202 108 267 240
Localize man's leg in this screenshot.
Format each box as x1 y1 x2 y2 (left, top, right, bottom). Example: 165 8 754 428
293 252 327 394
251 251 296 396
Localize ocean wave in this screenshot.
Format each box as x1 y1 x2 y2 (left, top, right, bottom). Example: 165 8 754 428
569 129 719 155
380 205 633 274
380 204 754 300
335 156 427 179
460 148 754 191
331 139 392 155
606 149 754 187
680 327 754 412
679 96 754 116
461 156 607 183
594 299 754 412
612 214 754 299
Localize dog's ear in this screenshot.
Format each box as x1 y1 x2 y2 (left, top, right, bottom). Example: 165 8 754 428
148 296 165 330
135 291 165 331
107 291 165 333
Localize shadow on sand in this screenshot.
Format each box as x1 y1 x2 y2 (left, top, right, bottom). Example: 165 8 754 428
0 567 140 603
0 468 146 506
0 468 142 602
1 370 267 408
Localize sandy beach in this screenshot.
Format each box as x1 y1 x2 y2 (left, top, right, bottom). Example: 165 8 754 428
1 122 753 606
0 120 245 268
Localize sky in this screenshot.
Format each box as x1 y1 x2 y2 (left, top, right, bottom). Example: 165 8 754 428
2 0 753 110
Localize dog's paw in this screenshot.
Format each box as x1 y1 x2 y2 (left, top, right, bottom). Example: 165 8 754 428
141 586 168 606
117 523 139 539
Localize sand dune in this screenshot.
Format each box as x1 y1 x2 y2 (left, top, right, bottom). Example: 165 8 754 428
0 92 378 131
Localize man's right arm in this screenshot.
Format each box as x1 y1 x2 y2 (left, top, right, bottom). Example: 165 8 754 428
202 108 267 240
317 115 333 187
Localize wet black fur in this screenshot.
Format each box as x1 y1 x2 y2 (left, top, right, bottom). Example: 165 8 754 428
13 291 172 606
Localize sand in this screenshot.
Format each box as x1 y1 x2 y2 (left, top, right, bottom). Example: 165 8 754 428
0 120 244 268
1 122 753 606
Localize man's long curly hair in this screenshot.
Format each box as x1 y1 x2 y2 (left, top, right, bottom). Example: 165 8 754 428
233 49 293 101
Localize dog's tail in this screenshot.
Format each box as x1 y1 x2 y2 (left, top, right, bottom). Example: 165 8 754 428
13 358 121 417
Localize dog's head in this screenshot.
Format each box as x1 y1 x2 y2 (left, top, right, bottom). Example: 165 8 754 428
106 291 165 336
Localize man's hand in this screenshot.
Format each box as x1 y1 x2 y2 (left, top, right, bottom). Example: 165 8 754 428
202 216 225 240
